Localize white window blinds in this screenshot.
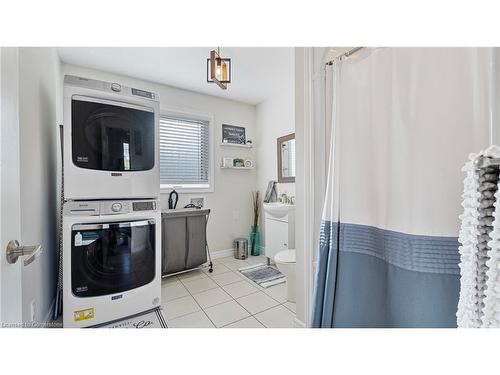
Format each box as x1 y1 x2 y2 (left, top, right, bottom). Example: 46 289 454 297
159 115 210 186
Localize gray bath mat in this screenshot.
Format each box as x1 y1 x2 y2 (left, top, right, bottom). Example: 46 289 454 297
238 263 286 288
94 308 167 328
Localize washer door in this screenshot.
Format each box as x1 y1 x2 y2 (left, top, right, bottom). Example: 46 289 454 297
71 220 156 297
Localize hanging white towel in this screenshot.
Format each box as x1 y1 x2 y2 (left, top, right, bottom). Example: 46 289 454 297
457 145 500 328
482 173 500 327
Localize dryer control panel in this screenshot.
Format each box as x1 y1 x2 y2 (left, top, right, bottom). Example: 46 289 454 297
64 75 159 102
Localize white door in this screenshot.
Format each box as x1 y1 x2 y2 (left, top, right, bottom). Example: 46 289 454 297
0 47 23 326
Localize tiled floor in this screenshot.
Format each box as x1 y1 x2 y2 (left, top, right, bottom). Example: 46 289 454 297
162 255 297 328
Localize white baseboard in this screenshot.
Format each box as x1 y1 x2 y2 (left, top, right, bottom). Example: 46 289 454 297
210 247 267 260
209 248 234 259
294 317 306 328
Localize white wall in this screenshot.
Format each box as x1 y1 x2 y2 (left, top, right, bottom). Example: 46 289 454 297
255 49 295 245
0 48 23 324
62 63 257 252
18 47 61 323
294 47 308 327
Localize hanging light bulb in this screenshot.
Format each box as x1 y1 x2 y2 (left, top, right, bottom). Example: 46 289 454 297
207 47 231 90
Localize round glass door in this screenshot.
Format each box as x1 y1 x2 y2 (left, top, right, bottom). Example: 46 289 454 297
71 220 156 297
72 98 155 171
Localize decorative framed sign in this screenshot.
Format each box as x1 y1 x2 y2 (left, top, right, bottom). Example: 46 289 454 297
222 124 246 145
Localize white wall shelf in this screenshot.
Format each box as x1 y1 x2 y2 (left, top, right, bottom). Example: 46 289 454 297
219 142 253 149
220 165 255 170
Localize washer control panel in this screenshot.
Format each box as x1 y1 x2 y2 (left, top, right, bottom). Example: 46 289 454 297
63 201 100 216
111 202 123 212
132 201 157 211
64 199 159 216
101 201 131 215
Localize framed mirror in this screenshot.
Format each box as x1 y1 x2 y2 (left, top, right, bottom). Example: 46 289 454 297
277 133 295 183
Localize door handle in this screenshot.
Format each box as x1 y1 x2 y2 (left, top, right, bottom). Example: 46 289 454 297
6 240 43 266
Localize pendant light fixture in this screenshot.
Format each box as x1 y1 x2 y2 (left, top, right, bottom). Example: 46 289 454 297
207 47 231 90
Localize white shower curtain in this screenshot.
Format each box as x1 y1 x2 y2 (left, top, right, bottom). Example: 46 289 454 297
312 48 492 327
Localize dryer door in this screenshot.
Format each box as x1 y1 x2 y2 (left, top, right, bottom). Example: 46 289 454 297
71 219 156 297
71 96 155 172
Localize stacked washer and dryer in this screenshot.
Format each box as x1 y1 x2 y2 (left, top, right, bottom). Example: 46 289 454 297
61 75 162 327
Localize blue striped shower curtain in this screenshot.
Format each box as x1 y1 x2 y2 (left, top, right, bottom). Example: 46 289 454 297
311 48 492 328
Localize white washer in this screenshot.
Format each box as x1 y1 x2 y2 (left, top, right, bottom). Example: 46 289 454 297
63 75 160 200
63 199 161 328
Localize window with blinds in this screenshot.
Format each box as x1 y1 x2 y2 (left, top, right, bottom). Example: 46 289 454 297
159 115 210 188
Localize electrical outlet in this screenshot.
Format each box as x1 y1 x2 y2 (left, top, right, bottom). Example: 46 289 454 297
190 197 204 208
30 300 36 322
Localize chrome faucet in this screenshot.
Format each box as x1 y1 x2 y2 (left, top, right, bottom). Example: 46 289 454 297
280 193 293 204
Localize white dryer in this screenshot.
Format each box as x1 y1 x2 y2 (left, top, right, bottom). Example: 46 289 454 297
63 199 161 328
63 75 160 200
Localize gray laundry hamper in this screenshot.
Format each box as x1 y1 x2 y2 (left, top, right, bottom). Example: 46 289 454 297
161 208 213 276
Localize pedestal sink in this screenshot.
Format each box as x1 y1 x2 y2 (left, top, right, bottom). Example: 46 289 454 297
263 202 295 219
263 202 296 302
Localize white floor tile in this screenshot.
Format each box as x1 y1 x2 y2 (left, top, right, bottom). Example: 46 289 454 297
283 301 296 313
263 282 287 303
254 305 296 328
203 263 230 276
224 260 248 271
161 276 179 286
181 277 219 294
177 269 208 282
161 281 190 302
214 256 237 264
244 256 268 266
161 254 296 328
222 280 259 299
236 291 280 315
211 271 243 286
162 295 201 320
168 311 215 328
192 287 232 309
204 300 250 327
224 316 265 328
238 275 265 290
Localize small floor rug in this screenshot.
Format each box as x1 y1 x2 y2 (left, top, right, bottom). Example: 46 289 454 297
238 263 286 288
94 308 167 328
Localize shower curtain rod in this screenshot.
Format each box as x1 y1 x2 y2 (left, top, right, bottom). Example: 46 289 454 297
325 47 364 65
476 156 500 169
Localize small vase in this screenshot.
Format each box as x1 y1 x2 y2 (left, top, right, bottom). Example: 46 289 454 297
249 226 261 256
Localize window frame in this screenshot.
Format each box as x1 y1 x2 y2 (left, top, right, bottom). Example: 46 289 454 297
159 106 214 194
